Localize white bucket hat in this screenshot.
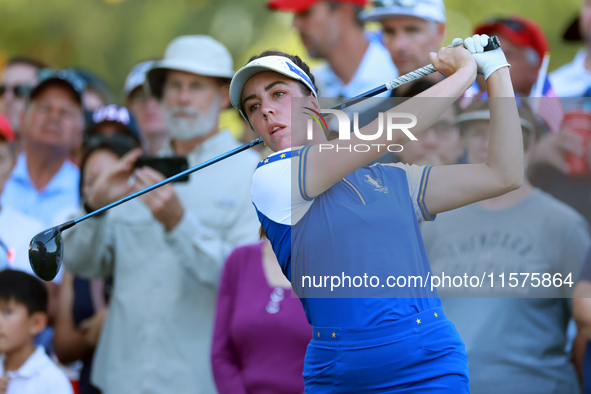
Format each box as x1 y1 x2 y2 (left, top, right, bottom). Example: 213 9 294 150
230 55 318 120
146 35 234 99
360 0 446 23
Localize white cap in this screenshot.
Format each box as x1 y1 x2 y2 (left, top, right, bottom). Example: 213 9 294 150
146 35 234 99
230 55 318 119
123 60 157 98
360 0 446 23
456 109 536 137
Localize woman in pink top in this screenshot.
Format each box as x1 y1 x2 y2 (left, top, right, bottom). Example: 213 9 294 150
211 240 311 394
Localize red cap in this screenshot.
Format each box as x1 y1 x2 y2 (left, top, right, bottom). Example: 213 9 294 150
475 16 549 65
267 0 367 13
0 115 15 142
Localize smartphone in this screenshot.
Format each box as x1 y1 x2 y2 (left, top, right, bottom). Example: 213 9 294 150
134 156 190 182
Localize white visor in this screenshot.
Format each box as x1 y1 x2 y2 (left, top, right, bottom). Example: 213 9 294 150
230 55 317 119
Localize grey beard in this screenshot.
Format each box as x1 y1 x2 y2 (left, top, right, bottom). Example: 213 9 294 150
165 97 220 141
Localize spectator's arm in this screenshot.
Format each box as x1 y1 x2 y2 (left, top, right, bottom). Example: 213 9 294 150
53 270 94 364
164 184 259 288
210 249 248 394
574 281 591 340
61 207 115 278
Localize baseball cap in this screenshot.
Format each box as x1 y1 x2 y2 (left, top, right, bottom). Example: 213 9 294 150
85 104 140 142
360 0 446 23
267 0 367 13
123 60 157 99
475 16 549 65
146 35 234 100
230 55 318 119
30 68 86 105
456 98 537 140
0 114 15 142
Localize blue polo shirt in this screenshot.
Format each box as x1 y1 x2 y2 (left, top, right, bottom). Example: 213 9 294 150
251 146 440 328
2 153 80 227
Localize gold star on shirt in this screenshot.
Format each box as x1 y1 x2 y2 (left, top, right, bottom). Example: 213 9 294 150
434 313 438 317
332 332 336 338
264 158 269 164
280 153 286 159
317 331 320 337
416 319 421 324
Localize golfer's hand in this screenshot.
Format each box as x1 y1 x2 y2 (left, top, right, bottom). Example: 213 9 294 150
133 166 184 231
79 307 108 347
429 44 476 79
86 148 143 209
0 374 9 394
463 34 510 80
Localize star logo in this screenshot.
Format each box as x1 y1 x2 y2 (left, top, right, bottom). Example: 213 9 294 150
416 319 421 324
280 153 286 159
332 332 336 338
434 312 438 317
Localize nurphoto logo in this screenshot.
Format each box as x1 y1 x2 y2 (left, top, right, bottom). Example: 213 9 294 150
304 107 418 153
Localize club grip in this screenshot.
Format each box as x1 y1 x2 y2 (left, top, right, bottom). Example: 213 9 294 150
484 36 501 51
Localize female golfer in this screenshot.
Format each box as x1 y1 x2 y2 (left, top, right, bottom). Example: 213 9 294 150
229 35 519 392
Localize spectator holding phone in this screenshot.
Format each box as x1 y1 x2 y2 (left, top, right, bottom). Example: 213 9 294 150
61 35 260 393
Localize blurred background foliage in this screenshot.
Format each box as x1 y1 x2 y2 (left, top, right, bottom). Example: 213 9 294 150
0 0 584 102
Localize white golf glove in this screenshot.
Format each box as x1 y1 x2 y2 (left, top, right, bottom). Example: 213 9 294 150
462 34 510 80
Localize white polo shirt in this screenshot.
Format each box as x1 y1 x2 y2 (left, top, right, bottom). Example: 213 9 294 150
0 346 73 394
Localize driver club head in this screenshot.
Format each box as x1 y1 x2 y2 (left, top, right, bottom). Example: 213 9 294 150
29 221 75 281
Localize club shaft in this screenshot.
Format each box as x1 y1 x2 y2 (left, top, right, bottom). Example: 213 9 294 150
327 36 500 114
329 65 437 112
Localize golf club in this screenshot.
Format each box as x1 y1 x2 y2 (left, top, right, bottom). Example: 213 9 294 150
29 36 501 281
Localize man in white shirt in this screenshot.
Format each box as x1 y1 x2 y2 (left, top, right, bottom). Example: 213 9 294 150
63 35 260 394
360 0 446 98
267 0 398 98
550 0 591 97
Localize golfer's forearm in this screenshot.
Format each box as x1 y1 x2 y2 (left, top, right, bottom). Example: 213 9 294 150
305 66 475 198
485 68 523 191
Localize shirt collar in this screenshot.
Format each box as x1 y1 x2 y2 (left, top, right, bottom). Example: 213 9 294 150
11 152 80 193
0 346 47 379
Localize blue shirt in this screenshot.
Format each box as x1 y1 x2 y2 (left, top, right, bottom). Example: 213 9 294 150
251 147 440 328
1 153 80 227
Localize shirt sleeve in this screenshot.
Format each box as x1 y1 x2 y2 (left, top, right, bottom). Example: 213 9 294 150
379 162 436 222
251 147 314 226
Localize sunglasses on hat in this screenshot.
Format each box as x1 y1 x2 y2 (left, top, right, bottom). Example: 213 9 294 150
372 0 417 7
37 68 86 95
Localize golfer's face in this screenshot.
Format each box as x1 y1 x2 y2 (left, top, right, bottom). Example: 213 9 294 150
242 71 312 152
381 16 443 75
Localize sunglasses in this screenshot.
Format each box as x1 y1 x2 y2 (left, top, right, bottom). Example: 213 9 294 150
37 68 86 95
0 85 33 99
485 18 526 33
372 0 417 8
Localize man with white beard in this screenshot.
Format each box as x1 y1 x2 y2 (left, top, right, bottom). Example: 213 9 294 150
61 35 261 393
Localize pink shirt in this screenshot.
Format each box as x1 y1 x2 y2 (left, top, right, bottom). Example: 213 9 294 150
211 241 311 394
